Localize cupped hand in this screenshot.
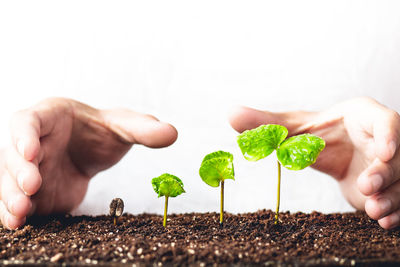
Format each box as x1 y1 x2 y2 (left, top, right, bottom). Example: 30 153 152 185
229 97 400 229
0 98 178 229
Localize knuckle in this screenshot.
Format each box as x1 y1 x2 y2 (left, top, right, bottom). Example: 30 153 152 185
38 97 67 105
385 109 400 121
9 110 25 130
4 151 18 178
4 153 12 173
356 96 376 105
386 162 395 182
9 109 38 129
37 97 75 117
384 111 400 138
37 97 74 111
388 110 400 125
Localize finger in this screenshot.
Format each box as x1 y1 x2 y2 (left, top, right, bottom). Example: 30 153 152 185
357 157 400 196
377 209 400 229
333 97 400 162
1 171 32 218
228 106 315 135
9 97 76 161
364 180 400 220
0 200 25 230
5 147 42 196
100 109 178 148
9 109 41 161
373 109 400 162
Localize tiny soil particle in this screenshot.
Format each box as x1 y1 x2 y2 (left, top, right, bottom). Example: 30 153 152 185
0 210 399 266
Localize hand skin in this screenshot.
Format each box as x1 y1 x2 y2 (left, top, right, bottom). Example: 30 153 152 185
0 98 178 229
230 97 400 230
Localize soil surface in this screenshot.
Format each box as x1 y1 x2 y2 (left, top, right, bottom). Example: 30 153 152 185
0 210 399 266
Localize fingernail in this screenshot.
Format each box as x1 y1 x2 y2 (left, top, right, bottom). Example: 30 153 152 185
17 140 25 157
377 197 392 214
17 171 29 195
369 174 383 192
6 214 24 230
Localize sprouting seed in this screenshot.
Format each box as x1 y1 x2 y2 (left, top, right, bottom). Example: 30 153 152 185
110 198 124 225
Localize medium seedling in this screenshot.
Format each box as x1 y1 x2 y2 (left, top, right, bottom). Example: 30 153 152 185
237 124 325 224
109 198 124 225
199 151 235 225
151 173 185 227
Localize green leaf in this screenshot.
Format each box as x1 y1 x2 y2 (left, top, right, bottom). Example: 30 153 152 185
237 124 288 161
276 134 325 170
151 173 185 198
202 150 233 164
199 151 234 187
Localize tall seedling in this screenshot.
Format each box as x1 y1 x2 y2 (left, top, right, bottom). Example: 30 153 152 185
237 124 325 224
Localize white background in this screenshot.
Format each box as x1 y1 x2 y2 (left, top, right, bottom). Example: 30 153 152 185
0 0 400 216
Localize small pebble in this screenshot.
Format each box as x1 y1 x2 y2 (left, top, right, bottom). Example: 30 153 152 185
50 253 63 263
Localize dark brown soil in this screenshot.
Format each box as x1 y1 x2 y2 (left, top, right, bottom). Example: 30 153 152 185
0 210 399 266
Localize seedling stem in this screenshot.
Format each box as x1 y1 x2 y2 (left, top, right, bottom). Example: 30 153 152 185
275 161 281 224
199 151 234 226
220 180 224 225
163 196 169 227
237 124 325 225
152 173 185 227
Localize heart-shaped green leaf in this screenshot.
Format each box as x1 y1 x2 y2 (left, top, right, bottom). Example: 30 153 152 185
277 134 325 170
199 151 234 187
151 173 185 197
201 150 233 164
237 124 288 161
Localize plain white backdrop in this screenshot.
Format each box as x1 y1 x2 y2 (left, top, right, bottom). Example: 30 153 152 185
1 1 400 216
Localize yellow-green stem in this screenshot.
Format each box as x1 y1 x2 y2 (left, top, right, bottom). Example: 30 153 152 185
275 161 281 224
220 180 224 224
163 196 169 227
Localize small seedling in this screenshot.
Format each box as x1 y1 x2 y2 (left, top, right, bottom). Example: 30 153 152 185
237 124 325 224
109 198 124 225
199 151 234 225
151 173 185 227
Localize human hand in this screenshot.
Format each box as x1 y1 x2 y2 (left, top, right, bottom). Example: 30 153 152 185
0 98 177 229
229 97 400 229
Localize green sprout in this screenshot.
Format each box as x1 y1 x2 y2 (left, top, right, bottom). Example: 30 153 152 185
237 124 325 224
199 151 235 225
151 173 185 227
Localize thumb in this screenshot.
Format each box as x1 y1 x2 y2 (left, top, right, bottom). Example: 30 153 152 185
229 106 316 135
100 109 178 148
